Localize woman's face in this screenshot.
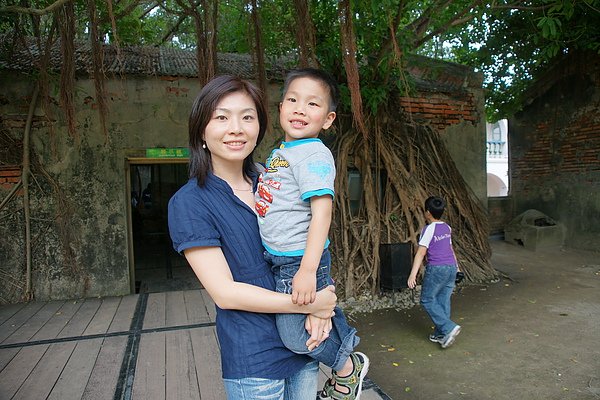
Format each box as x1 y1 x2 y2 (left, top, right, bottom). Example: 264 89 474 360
204 91 260 169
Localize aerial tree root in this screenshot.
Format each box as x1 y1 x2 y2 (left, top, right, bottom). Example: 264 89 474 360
331 118 497 298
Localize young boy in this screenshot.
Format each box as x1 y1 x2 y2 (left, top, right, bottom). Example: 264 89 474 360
408 196 462 348
255 68 369 399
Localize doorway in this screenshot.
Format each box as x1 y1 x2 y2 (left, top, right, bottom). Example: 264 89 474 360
127 160 199 293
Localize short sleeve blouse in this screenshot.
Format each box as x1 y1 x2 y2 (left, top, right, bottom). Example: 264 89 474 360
168 173 310 379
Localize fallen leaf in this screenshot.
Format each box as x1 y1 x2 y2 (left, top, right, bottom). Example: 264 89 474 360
528 299 537 304
405 387 411 392
387 347 395 352
408 360 414 364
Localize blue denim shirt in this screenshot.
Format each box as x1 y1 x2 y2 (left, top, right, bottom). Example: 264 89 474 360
168 174 310 379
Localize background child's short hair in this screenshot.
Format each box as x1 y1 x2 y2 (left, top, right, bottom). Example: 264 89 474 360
282 68 340 112
425 196 446 219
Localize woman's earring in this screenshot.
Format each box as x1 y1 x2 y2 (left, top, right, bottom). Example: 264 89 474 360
202 143 206 149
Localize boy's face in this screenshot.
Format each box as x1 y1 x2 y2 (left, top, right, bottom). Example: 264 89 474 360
279 77 336 142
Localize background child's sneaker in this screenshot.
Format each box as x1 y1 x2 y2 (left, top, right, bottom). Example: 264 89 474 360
428 334 444 343
441 325 461 348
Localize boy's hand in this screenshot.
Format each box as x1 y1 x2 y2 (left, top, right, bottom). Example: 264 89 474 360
408 273 418 289
292 269 317 305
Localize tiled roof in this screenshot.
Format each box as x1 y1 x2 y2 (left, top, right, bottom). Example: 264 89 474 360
0 36 288 80
0 36 479 92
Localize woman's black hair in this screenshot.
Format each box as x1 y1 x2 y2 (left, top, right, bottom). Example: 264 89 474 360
188 75 268 186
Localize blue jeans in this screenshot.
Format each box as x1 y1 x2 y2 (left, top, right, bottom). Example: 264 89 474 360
420 264 458 336
223 360 319 400
265 250 359 372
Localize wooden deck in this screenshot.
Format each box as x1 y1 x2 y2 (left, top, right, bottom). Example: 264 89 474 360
0 290 389 400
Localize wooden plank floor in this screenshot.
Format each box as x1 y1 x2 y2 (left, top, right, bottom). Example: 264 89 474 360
0 290 389 400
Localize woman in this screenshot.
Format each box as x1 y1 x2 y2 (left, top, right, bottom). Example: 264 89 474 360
168 75 336 399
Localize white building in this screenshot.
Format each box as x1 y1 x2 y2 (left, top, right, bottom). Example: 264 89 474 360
486 119 509 196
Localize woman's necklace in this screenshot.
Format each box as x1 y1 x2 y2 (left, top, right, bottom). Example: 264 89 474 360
231 184 253 192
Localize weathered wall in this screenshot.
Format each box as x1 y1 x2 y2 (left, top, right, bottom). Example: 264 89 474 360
510 51 600 250
400 56 487 205
0 58 486 303
0 74 196 301
0 73 287 303
487 196 513 236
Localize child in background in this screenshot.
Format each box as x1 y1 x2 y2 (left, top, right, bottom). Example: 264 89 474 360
408 196 462 348
255 68 369 399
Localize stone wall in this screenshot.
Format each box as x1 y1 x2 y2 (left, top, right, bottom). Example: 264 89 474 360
0 59 486 303
510 51 600 250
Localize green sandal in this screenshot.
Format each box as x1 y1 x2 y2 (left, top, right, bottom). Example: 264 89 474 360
318 352 370 400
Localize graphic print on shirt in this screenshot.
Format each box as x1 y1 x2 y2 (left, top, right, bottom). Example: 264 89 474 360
307 160 332 180
255 156 286 218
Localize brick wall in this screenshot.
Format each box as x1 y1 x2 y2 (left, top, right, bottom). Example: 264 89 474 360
0 166 22 194
510 51 600 250
398 94 478 132
512 115 600 186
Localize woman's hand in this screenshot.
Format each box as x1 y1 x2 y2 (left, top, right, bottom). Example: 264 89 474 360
304 314 333 351
308 285 336 319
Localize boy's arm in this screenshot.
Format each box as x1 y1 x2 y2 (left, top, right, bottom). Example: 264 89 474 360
408 245 428 289
292 195 332 305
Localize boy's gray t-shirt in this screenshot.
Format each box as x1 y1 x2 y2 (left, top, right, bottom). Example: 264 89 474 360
255 138 335 256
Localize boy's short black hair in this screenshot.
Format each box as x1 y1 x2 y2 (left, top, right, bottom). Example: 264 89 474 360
425 196 446 219
282 68 340 112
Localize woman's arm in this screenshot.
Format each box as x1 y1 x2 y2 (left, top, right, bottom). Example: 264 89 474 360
184 246 336 318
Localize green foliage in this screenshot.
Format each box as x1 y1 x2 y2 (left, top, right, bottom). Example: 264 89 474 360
448 0 600 121
2 0 598 121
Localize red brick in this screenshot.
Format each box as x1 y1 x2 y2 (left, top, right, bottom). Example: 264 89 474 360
0 168 21 177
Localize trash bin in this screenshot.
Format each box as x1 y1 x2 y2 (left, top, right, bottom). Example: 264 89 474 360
380 242 412 290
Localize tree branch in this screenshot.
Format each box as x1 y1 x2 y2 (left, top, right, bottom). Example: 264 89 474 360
491 4 553 11
0 180 23 212
158 13 188 45
413 0 483 49
405 0 453 39
414 14 477 49
0 0 72 15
